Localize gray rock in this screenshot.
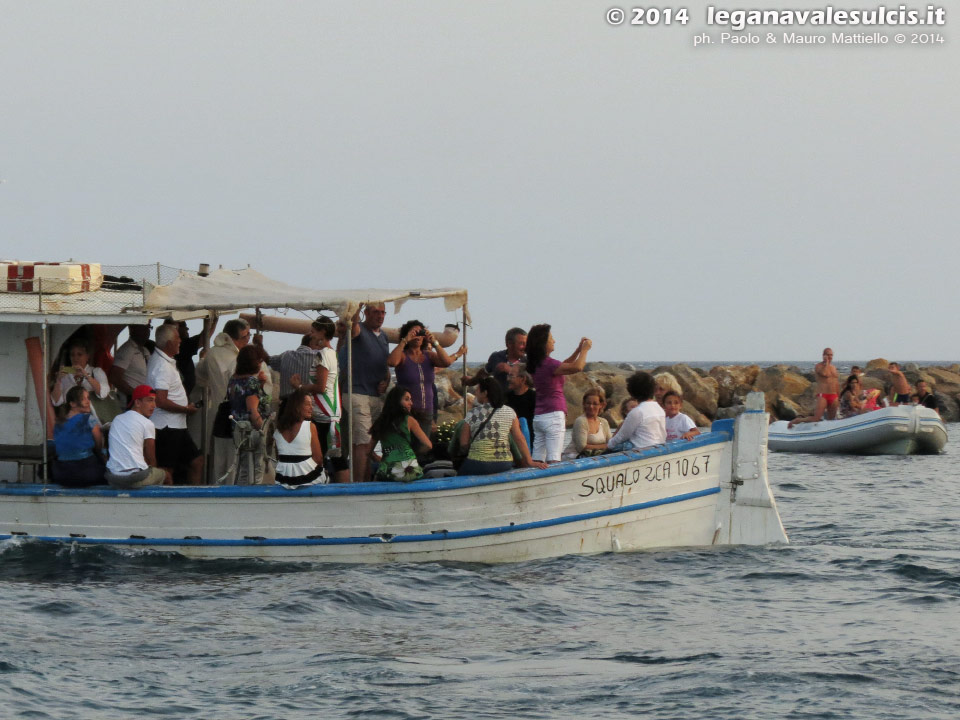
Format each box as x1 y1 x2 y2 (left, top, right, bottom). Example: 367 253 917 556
669 363 719 418
709 365 760 408
714 405 745 420
937 393 959 422
434 374 462 409
584 361 631 375
775 396 801 421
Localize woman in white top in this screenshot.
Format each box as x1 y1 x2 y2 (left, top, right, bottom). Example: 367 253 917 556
51 340 111 416
289 317 348 483
607 372 666 451
567 387 612 458
273 389 325 486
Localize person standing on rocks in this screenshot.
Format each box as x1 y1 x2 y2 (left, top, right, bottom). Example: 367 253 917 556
788 348 839 427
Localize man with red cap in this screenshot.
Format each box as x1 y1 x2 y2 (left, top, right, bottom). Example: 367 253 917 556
104 385 172 489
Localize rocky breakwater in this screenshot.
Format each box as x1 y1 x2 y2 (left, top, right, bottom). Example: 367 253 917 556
431 360 960 428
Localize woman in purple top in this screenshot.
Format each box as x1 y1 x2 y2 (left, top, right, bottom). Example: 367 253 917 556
525 323 592 463
387 319 465 440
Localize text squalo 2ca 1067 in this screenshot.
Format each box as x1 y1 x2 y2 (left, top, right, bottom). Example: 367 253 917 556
578 454 714 498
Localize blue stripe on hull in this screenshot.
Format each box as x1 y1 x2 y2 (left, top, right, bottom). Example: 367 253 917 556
0 487 721 548
770 412 946 443
770 417 910 441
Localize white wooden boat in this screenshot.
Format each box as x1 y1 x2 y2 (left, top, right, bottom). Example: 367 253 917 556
0 397 786 562
0 264 788 562
768 405 946 455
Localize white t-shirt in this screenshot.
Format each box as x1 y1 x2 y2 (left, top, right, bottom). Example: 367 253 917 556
113 339 151 391
665 412 697 441
106 410 155 475
313 346 340 422
146 349 187 430
608 400 666 450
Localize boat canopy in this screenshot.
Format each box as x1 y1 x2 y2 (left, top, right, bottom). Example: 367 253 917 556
144 268 469 321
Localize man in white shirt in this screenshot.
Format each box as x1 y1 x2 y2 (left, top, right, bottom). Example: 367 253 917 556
146 323 202 484
607 371 667 451
104 385 171 489
109 323 152 404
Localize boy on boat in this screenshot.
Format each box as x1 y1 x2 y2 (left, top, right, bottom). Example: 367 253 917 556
888 363 912 405
104 385 172 489
663 391 700 441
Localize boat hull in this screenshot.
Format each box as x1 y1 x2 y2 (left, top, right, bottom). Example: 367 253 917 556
768 406 946 455
1 408 788 563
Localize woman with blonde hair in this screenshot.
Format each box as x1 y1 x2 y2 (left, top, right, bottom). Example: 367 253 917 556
653 372 681 406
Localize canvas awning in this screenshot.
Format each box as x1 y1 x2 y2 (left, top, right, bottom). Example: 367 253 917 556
143 268 469 321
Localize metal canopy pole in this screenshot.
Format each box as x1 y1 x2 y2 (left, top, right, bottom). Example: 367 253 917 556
461 306 468 418
200 311 215 484
347 319 354 483
42 319 49 484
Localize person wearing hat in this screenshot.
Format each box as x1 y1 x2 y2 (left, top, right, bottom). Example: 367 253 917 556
104 385 172 489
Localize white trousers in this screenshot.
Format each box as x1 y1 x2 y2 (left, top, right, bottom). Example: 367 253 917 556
532 411 566 462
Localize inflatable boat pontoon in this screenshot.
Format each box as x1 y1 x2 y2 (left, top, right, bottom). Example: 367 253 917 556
768 405 946 455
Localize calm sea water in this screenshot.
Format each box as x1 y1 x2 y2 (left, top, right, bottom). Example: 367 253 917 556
2 436 958 719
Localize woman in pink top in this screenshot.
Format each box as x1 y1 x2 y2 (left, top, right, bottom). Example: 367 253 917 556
525 323 592 462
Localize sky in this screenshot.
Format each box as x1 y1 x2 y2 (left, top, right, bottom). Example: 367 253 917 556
1 1 956 362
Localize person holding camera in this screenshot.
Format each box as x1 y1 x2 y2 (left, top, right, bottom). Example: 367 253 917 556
388 319 464 440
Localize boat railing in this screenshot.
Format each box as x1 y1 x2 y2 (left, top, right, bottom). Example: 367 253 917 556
0 263 187 317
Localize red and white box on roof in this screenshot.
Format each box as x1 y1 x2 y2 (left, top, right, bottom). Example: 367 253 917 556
0 262 103 294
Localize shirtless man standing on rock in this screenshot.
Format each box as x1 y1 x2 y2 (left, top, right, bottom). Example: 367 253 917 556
789 348 839 427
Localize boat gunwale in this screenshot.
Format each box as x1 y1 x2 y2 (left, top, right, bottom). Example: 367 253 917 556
0 429 732 499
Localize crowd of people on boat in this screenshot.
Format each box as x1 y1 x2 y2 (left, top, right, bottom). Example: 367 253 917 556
43 305 711 490
788 348 940 428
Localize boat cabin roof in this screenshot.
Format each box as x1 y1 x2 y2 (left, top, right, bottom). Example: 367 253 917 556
144 268 469 321
0 264 469 325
